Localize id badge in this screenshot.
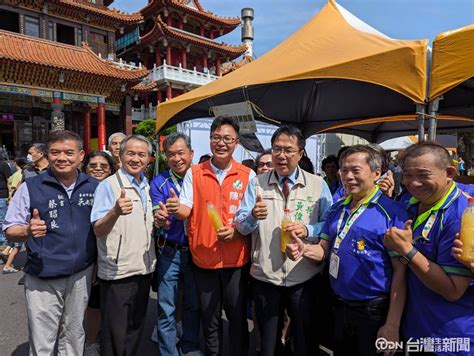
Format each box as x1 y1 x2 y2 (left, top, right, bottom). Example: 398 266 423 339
329 253 340 279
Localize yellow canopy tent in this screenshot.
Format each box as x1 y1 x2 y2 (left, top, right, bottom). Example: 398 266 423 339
317 24 474 141
427 25 474 135
156 0 428 141
430 25 474 101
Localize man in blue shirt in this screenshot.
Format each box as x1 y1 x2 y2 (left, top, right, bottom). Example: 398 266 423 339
287 145 408 356
151 133 201 356
384 142 474 356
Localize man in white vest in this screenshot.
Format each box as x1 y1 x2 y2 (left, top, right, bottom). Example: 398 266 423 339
236 125 333 356
91 134 156 356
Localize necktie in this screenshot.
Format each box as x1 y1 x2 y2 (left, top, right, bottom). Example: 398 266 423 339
282 177 289 200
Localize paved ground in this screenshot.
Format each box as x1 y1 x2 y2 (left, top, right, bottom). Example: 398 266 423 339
0 248 259 356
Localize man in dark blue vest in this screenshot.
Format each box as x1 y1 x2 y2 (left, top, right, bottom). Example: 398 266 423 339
3 130 98 356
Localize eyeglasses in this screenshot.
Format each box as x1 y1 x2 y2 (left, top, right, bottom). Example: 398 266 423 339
257 161 273 168
271 147 300 157
88 163 110 170
210 135 237 144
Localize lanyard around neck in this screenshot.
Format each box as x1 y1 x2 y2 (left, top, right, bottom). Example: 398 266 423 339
333 187 379 251
169 170 182 194
333 203 369 251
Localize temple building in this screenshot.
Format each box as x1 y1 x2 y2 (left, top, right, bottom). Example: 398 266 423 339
0 0 250 156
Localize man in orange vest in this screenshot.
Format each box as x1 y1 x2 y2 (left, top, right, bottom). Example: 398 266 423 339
165 117 254 356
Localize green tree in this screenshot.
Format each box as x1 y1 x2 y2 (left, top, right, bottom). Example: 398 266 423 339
135 119 177 174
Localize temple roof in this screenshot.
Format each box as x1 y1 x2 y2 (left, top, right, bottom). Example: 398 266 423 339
141 0 241 33
139 17 247 58
131 81 159 93
2 0 144 28
52 0 143 25
0 30 147 80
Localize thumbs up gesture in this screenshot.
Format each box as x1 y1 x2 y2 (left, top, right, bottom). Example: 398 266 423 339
114 189 133 216
251 191 268 220
286 236 305 261
165 188 180 215
29 208 47 238
154 201 171 229
384 219 414 255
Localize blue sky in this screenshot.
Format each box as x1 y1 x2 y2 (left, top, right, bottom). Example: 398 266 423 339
113 0 473 57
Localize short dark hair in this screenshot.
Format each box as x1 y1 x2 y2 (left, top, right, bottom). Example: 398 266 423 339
339 145 382 172
210 116 240 135
47 130 83 150
402 142 451 170
82 151 115 174
321 155 339 171
15 157 28 170
29 143 48 156
299 155 315 174
242 159 256 171
163 132 192 153
255 149 272 167
199 154 211 163
271 125 305 151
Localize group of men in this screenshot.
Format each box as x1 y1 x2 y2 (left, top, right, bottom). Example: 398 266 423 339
1 116 473 356
155 117 474 356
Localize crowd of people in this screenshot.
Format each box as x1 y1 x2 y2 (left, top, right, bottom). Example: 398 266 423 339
0 117 473 356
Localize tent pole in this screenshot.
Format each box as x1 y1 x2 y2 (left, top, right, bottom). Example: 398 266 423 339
416 104 426 142
427 98 440 142
155 134 160 177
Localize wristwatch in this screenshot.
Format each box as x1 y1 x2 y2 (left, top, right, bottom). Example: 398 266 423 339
399 247 418 265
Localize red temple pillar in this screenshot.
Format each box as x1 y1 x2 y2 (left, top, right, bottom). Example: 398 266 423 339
167 16 172 26
97 99 106 151
202 54 208 72
144 95 149 108
200 25 205 37
181 48 187 68
215 55 221 76
178 18 183 30
209 30 215 40
166 84 172 100
157 90 162 103
83 107 91 154
122 95 132 135
166 46 172 65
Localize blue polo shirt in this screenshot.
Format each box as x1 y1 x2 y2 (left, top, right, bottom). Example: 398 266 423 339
320 186 408 301
332 184 345 202
402 183 474 355
458 182 474 197
149 169 187 245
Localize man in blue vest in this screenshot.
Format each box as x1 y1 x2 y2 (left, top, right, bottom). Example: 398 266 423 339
384 142 474 355
151 132 201 356
3 130 98 356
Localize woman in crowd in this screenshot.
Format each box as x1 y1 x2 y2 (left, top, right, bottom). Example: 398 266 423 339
82 151 115 356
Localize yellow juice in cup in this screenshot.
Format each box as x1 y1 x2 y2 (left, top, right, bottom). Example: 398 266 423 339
280 209 292 252
460 199 474 262
208 203 223 231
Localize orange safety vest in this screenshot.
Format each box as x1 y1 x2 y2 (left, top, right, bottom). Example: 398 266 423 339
188 159 251 269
